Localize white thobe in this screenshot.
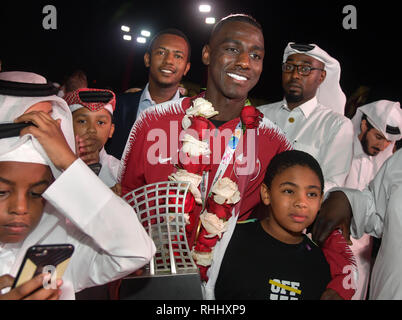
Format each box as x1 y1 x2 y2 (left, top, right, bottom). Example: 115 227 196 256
98 147 120 187
344 136 377 300
258 97 354 193
0 159 155 299
339 149 402 299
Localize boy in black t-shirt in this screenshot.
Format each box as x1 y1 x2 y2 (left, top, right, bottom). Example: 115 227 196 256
215 150 331 300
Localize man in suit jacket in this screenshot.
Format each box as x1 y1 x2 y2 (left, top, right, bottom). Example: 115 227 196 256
105 28 191 159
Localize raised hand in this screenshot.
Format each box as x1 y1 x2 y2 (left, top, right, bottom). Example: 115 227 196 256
75 133 103 165
14 111 77 171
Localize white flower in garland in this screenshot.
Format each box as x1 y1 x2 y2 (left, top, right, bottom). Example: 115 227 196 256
200 211 229 238
211 177 241 205
168 169 203 204
182 97 219 129
191 249 214 267
181 133 211 157
187 98 219 118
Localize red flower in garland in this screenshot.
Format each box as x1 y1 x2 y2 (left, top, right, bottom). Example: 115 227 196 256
188 116 213 140
195 229 219 252
240 105 263 129
205 197 232 220
168 191 196 214
178 154 211 175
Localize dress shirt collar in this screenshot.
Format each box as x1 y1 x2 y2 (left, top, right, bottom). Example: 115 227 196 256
139 83 154 105
282 96 318 119
140 83 181 105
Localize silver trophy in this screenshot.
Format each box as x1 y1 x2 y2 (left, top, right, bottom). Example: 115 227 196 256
117 181 202 299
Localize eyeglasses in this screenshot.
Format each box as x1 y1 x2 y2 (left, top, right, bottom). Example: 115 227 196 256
282 62 324 76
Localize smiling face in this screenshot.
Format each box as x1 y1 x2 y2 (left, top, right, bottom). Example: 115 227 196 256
0 162 52 243
282 53 326 109
260 165 323 244
144 33 191 88
72 107 115 148
202 20 265 101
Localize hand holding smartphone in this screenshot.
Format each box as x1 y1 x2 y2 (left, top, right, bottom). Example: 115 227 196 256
12 244 74 289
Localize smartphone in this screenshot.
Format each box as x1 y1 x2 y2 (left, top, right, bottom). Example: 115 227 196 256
12 244 75 289
0 122 36 139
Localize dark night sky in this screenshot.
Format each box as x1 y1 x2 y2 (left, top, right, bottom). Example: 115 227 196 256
1 0 400 104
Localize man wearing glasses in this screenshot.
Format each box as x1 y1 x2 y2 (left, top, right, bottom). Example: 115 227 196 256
258 43 354 195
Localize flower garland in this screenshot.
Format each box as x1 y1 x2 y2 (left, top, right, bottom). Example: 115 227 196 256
168 97 263 281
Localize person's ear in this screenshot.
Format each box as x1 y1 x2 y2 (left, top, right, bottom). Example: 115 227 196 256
260 183 271 206
183 62 191 77
201 45 211 66
144 52 151 68
318 69 326 85
109 123 115 139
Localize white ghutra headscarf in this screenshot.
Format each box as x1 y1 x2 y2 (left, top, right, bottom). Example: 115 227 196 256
0 71 75 178
351 100 402 170
283 42 346 115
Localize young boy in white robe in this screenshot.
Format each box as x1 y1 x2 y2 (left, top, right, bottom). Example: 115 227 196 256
0 71 155 299
64 88 120 187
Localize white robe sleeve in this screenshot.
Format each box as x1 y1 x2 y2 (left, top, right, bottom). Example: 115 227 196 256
342 150 402 239
321 117 354 193
42 159 155 292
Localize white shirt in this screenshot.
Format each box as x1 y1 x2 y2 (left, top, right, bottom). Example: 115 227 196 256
0 159 155 299
98 147 120 187
339 149 402 299
258 97 354 193
344 136 378 300
344 135 377 190
137 83 181 119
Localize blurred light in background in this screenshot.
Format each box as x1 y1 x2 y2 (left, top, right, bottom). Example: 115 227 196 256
205 17 216 24
141 30 151 37
199 4 211 13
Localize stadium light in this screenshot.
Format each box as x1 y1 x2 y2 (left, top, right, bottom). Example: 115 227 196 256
141 30 151 37
123 34 132 41
205 17 216 24
199 4 211 13
121 25 130 32
137 37 147 43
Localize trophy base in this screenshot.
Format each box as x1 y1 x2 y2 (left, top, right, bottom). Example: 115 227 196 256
119 271 203 300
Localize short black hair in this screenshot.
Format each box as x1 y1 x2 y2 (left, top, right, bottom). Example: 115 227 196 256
264 150 324 193
209 13 263 43
147 28 191 62
361 114 374 131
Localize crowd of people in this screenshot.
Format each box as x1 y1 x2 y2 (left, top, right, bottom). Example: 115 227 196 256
0 13 401 301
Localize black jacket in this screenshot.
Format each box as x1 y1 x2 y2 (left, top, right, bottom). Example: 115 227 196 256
105 91 142 160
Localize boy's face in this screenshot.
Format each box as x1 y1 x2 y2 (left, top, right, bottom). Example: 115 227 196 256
72 108 115 148
261 165 322 243
0 162 53 243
